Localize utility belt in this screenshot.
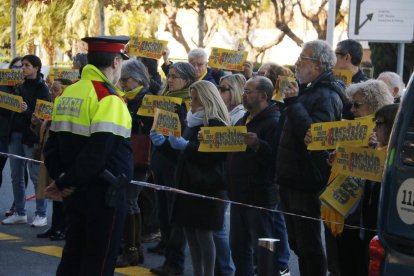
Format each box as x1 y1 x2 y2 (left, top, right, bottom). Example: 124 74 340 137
100 169 129 208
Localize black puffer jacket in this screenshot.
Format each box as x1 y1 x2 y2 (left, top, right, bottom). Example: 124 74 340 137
227 102 281 207
9 75 50 146
276 71 345 193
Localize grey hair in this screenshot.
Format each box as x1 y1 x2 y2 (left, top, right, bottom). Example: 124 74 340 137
170 62 197 87
188 48 208 62
73 53 88 68
303 40 336 71
377 71 405 96
121 59 150 88
220 74 246 106
346 79 394 113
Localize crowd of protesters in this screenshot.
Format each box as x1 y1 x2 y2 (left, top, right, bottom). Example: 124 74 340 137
0 36 406 276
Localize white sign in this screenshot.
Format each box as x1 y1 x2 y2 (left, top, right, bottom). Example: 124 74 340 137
396 178 414 225
348 0 414 42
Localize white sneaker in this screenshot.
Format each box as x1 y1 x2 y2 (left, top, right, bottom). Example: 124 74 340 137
2 214 27 225
280 267 290 276
31 215 47 227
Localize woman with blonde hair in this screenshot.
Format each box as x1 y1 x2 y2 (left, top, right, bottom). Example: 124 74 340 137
150 80 230 276
219 74 246 126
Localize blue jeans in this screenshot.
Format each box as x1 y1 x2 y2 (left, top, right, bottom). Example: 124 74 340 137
230 204 290 276
9 132 47 217
214 200 235 276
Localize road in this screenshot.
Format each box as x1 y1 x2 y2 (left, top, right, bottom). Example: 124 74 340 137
0 159 300 276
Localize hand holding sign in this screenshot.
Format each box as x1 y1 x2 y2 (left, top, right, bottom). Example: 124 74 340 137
243 132 260 151
21 101 28 112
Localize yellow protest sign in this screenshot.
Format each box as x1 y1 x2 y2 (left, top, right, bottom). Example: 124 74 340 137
307 117 375 150
0 90 23 112
208 47 248 71
332 69 353 86
47 68 79 83
128 37 168 59
198 126 247 152
34 99 53 120
0 69 24 86
137 95 182 117
332 145 387 182
152 108 181 137
320 174 365 217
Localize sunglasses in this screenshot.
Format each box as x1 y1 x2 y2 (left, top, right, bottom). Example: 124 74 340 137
351 101 365 109
120 77 130 82
373 118 385 126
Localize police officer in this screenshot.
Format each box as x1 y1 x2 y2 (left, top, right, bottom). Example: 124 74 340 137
43 36 133 276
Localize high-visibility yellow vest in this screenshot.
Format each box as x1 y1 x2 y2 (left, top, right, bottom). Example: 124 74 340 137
50 64 131 138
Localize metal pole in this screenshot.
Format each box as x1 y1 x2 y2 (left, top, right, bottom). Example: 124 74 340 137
257 238 280 276
11 0 17 58
326 0 337 47
397 43 405 77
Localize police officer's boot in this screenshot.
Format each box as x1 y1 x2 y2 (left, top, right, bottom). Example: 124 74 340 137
116 214 140 267
135 213 144 264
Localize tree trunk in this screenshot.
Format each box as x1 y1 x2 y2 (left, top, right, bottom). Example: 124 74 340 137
198 0 205 48
11 0 17 58
99 0 105 36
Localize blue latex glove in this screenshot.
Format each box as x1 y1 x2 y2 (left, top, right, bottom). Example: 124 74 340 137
168 132 189 150
150 129 166 146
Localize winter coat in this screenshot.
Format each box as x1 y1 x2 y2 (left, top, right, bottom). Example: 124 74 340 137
276 71 345 193
9 75 50 146
171 118 226 230
227 102 281 207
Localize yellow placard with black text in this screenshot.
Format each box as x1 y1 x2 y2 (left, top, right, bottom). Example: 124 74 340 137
307 116 375 150
128 37 168 59
137 95 182 117
208 47 248 71
47 68 79 83
34 99 53 120
198 126 247 152
0 69 24 86
152 108 181 137
320 173 365 217
331 145 387 182
332 69 352 86
0 90 23 112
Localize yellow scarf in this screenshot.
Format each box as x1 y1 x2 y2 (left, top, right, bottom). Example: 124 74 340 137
124 86 143 101
199 70 208 80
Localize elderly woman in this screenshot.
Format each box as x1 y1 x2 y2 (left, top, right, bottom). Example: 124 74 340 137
149 62 197 276
326 79 394 276
219 74 246 126
116 59 153 267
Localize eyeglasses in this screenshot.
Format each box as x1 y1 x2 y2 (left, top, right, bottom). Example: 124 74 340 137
120 77 130 82
218 86 231 93
167 74 181 80
335 52 347 57
373 118 385 126
243 89 259 95
351 101 365 109
297 55 318 62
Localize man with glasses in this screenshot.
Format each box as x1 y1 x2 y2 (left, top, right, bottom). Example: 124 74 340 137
276 40 346 276
227 76 290 276
334 39 368 84
162 47 224 85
